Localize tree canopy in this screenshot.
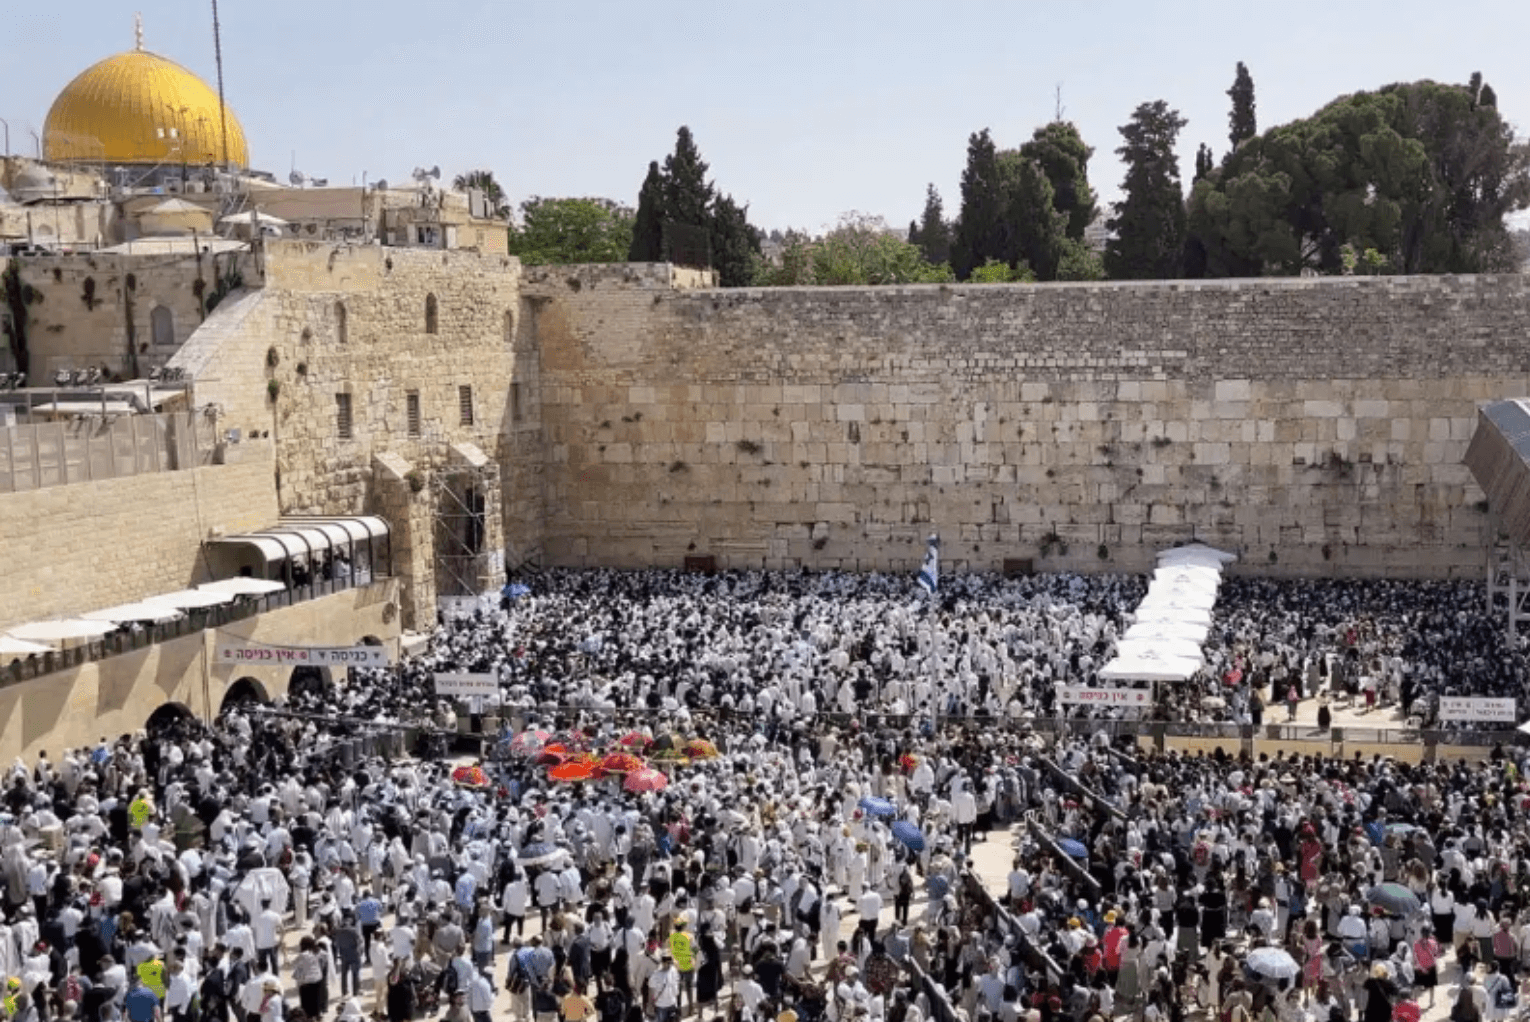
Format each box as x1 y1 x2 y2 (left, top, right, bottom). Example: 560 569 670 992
754 214 952 286
1187 76 1530 275
626 126 761 285
1105 101 1189 280
1227 62 1257 152
508 197 635 265
452 170 510 218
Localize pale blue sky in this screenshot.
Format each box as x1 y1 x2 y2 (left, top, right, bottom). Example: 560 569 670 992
7 1 1529 233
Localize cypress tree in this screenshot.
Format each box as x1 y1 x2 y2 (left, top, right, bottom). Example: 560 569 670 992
1105 100 1189 280
951 129 1006 280
628 161 664 262
916 184 951 266
1227 62 1256 151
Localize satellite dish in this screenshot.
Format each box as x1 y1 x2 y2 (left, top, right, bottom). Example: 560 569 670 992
375 179 388 191
288 171 305 186
429 166 440 179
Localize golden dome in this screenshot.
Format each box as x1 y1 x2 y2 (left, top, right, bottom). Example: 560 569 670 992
43 44 249 168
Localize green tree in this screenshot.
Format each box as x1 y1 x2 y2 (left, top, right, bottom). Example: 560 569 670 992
660 126 713 247
1105 101 1189 280
452 170 509 217
969 258 1033 283
709 192 761 287
915 183 951 265
951 129 1007 279
1193 144 1214 183
1227 62 1257 152
753 214 952 286
1056 237 1106 281
998 150 1065 280
1188 77 1530 275
628 161 664 261
508 197 635 265
1019 121 1098 240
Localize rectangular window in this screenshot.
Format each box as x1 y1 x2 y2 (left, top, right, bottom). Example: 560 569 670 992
406 391 421 437
459 385 474 427
336 393 353 440
510 382 522 423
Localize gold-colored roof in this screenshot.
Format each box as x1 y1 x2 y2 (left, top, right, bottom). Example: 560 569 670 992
43 47 249 168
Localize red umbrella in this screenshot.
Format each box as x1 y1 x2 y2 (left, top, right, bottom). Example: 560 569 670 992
599 752 645 775
616 731 651 750
509 730 550 755
624 768 669 794
550 762 597 783
683 739 720 761
534 750 567 766
451 765 488 788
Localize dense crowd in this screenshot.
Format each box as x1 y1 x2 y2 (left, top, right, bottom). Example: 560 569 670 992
0 567 1527 1022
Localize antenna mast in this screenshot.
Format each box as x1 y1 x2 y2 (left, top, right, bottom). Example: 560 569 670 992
211 0 230 168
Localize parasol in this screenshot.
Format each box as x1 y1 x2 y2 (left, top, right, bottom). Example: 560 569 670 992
616 730 651 749
858 797 897 818
1365 883 1422 917
624 768 669 794
1056 838 1089 859
534 749 568 766
598 752 645 775
890 820 925 852
553 730 593 752
1245 947 1299 980
550 762 596 783
509 730 550 755
515 843 565 867
683 738 720 761
502 583 532 599
451 765 489 789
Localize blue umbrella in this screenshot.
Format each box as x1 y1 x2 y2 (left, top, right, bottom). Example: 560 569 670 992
891 820 926 852
502 583 532 599
859 796 897 818
1056 838 1089 859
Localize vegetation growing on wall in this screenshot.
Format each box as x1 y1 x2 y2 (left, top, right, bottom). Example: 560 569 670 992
2 261 42 376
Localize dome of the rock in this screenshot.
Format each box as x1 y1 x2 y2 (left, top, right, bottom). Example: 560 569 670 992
43 43 249 168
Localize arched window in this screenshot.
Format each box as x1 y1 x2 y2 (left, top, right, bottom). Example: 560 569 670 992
151 305 174 348
425 293 439 334
335 301 348 344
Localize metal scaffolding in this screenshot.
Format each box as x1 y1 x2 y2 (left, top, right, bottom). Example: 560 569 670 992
1487 510 1530 644
432 469 489 598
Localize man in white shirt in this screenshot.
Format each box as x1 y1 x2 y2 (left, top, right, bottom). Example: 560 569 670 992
468 967 495 1022
648 952 680 1022
856 889 882 942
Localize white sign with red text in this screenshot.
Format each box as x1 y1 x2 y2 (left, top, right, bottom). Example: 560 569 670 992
1055 685 1152 707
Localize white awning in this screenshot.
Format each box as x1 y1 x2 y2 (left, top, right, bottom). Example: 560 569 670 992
4 619 120 642
0 635 54 655
198 578 288 596
207 516 389 562
1158 543 1238 566
1123 620 1209 643
80 602 184 624
148 589 236 609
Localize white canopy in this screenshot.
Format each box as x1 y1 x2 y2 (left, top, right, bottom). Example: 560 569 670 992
1137 588 1218 611
220 210 290 226
3 619 120 642
1131 604 1214 628
1158 543 1238 566
1099 650 1203 682
149 589 236 609
80 602 185 624
1123 619 1209 643
0 635 55 656
1152 567 1222 592
198 577 287 596
1113 637 1205 663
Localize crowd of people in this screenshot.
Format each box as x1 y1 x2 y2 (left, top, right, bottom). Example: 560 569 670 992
0 566 1528 1022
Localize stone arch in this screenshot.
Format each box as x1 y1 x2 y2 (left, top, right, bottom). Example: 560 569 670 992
425 293 439 335
221 677 270 714
289 665 332 701
145 701 195 731
335 301 348 344
151 305 175 348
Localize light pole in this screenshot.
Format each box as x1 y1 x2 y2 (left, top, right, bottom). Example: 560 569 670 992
29 129 40 159
0 118 9 157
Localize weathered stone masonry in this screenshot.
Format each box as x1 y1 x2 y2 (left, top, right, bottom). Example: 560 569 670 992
532 271 1530 578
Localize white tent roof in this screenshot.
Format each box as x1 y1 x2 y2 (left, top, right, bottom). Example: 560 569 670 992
1131 604 1214 628
1158 543 1238 566
1137 588 1218 611
1152 567 1222 592
198 577 287 596
1123 619 1209 643
3 619 120 642
1099 650 1203 682
149 589 236 609
0 635 55 656
219 210 290 226
1113 637 1205 663
79 602 184 624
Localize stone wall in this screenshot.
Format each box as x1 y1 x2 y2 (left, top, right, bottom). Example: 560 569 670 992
2 248 262 381
534 273 1530 577
0 455 279 630
0 581 399 763
174 241 542 626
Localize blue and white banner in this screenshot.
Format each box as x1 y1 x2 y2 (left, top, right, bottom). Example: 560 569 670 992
916 533 940 594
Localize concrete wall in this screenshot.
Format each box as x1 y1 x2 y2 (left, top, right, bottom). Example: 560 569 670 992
173 242 542 626
532 272 1530 577
0 580 399 763
2 248 262 380
0 455 278 630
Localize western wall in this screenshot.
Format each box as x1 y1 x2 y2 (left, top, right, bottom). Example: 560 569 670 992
529 267 1530 577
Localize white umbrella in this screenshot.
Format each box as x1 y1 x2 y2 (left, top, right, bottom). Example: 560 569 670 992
219 210 290 226
1132 605 1213 628
1138 588 1217 611
1123 620 1208 643
1099 649 1203 682
1151 568 1221 594
0 635 55 656
4 619 120 642
149 589 236 610
1158 543 1238 566
80 602 184 624
198 578 287 596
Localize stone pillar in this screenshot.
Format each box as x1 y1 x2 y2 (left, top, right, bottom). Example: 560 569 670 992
371 451 435 631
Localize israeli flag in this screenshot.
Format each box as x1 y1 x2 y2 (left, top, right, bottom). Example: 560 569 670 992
916 533 940 594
